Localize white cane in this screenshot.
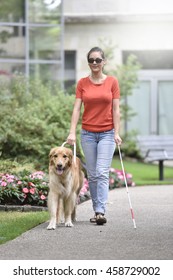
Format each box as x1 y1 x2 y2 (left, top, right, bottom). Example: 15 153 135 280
118 145 137 229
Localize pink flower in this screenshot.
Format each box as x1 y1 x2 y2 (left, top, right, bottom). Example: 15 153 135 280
80 190 85 195
118 174 124 180
30 171 45 179
22 188 29 193
7 178 14 183
126 173 132 179
28 182 35 187
83 178 88 185
33 171 44 176
6 174 15 179
40 195 46 200
30 188 35 194
109 178 115 184
110 167 115 173
80 185 88 195
1 181 7 187
36 175 43 179
17 181 22 185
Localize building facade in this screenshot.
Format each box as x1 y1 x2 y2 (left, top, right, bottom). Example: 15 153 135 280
0 0 64 86
63 0 173 136
1 0 173 135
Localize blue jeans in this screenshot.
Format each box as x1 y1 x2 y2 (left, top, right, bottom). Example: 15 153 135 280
81 129 116 214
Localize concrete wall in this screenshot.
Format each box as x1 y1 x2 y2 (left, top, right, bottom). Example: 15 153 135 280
64 19 173 80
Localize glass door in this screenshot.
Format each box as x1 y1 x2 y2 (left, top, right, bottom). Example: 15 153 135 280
127 70 173 135
127 81 151 135
158 81 173 134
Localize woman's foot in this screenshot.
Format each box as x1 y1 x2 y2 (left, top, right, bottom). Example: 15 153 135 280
96 213 107 225
90 215 96 223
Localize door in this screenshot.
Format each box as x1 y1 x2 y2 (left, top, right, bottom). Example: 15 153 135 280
126 70 173 135
158 81 173 134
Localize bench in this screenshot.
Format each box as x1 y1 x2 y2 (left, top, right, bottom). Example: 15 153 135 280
137 135 173 180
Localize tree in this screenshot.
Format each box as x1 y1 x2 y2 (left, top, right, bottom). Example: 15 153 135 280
100 38 141 136
113 54 141 135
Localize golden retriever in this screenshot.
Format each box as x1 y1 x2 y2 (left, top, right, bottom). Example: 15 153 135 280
47 146 84 229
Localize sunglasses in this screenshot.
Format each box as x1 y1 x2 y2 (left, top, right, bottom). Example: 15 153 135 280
88 57 103 64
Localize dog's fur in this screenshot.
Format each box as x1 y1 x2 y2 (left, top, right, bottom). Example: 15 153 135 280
47 146 84 229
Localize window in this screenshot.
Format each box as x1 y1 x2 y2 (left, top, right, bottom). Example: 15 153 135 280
64 51 76 89
0 0 64 86
127 71 173 135
123 50 173 69
0 0 24 22
127 81 151 135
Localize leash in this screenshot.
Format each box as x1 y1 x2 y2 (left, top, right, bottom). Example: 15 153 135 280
61 141 76 166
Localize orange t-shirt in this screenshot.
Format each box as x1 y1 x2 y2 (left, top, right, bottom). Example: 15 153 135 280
76 76 120 132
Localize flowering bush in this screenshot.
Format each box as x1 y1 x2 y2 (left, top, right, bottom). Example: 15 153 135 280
109 168 135 189
0 170 48 206
0 170 90 207
0 168 134 207
78 178 90 203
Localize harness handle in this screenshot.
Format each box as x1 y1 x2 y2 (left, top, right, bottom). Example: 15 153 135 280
61 141 76 165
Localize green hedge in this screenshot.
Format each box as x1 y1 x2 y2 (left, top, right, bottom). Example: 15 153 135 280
0 77 82 170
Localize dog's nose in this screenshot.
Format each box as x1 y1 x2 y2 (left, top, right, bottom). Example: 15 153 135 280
57 164 62 169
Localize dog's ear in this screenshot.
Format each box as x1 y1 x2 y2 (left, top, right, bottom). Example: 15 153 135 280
49 147 57 165
67 149 73 166
49 148 55 158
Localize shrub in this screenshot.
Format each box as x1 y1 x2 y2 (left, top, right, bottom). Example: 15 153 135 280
0 170 49 206
0 77 83 169
0 168 134 207
109 168 135 189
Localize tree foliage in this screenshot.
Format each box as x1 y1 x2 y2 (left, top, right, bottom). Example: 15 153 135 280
114 55 141 133
100 39 141 136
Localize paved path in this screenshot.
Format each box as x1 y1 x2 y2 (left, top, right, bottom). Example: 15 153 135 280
0 185 173 260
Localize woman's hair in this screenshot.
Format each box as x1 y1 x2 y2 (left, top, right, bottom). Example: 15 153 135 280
87 47 105 60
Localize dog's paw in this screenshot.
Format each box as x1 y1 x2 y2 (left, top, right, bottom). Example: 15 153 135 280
65 221 74 227
47 223 56 230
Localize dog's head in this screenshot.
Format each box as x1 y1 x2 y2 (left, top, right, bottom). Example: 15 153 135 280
49 146 73 175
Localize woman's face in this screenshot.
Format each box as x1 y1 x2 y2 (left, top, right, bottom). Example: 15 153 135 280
88 51 105 73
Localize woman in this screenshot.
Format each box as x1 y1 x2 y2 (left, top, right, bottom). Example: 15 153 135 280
67 46 122 225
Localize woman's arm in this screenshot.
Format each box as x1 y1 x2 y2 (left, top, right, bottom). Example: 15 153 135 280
66 98 82 145
112 99 122 145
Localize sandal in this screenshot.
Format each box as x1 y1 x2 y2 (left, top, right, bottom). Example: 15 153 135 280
90 215 96 223
96 213 107 225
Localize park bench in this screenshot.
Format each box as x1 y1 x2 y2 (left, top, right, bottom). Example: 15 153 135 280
136 135 173 180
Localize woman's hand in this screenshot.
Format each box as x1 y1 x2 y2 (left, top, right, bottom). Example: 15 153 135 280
66 132 76 145
114 133 122 146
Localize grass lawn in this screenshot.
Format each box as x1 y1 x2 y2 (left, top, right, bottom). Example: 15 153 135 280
112 156 173 185
0 211 49 245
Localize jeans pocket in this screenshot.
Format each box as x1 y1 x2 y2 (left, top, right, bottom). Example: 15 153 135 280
81 129 88 143
81 129 88 136
81 129 95 144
